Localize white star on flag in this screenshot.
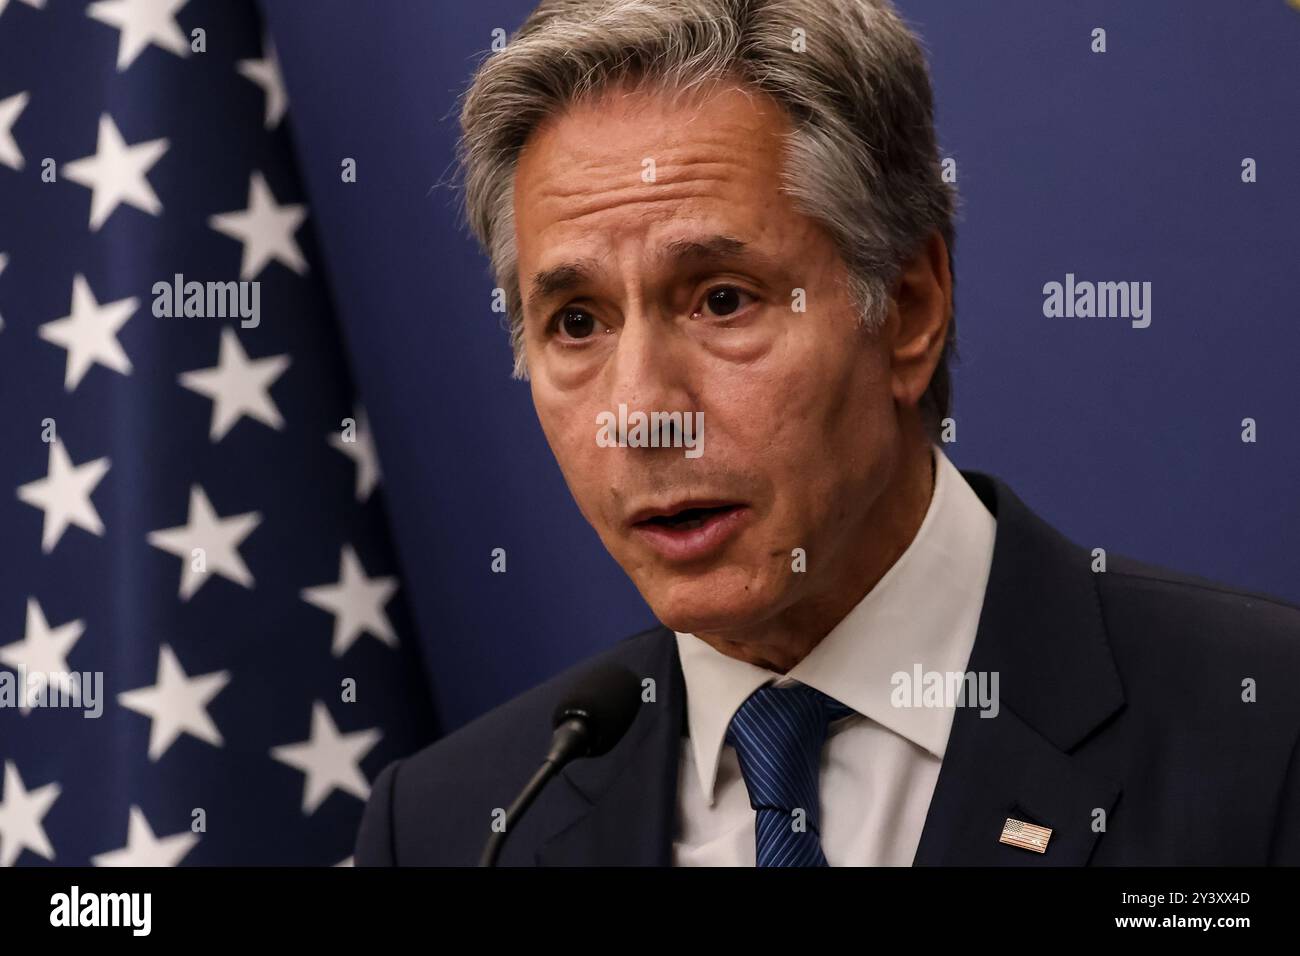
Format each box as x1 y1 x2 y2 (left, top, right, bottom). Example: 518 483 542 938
270 702 381 815
146 485 261 600
237 37 288 130
16 440 111 553
87 0 189 72
118 645 231 761
329 406 382 502
0 90 29 171
208 170 307 279
91 806 198 867
0 598 86 716
0 761 61 866
39 273 136 391
62 113 168 231
301 545 399 657
0 0 45 24
179 327 290 441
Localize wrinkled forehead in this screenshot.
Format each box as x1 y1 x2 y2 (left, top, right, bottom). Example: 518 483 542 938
511 81 797 271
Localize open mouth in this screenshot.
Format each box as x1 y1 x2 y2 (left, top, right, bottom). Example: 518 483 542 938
637 504 742 531
629 502 751 562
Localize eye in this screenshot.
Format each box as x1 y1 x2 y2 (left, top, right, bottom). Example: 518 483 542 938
550 307 609 341
692 285 756 320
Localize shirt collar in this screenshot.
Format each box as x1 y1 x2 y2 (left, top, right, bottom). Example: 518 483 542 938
675 443 998 805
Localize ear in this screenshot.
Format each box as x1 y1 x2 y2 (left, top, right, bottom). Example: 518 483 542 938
887 229 952 411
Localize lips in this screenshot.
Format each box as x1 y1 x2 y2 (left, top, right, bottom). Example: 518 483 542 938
628 501 751 563
629 500 739 526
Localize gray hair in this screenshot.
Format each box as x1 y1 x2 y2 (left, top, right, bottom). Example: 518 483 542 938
457 0 958 437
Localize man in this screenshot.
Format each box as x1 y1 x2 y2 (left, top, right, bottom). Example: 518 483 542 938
356 0 1300 865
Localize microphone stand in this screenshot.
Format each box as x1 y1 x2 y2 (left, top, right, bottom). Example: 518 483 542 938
479 716 590 867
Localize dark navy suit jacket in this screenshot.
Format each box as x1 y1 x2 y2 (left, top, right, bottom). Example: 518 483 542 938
355 471 1300 865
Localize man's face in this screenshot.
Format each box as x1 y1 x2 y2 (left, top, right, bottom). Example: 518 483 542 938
514 82 903 638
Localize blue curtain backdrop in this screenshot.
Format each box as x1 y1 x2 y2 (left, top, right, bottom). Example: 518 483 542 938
261 0 1300 734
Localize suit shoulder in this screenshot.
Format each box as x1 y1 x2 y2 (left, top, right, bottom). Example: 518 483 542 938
411 623 668 765
1102 552 1300 622
1098 552 1300 670
369 623 668 864
382 624 669 841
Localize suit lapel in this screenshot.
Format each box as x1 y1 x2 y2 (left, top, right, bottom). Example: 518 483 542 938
913 701 1122 864
534 626 684 865
913 471 1125 865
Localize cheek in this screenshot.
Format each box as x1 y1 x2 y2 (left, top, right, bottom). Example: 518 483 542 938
713 333 888 512
789 327 889 443
534 388 588 472
710 339 865 458
551 415 600 483
532 392 562 459
536 396 620 523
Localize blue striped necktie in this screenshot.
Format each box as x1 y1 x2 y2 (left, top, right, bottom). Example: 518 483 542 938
725 683 855 867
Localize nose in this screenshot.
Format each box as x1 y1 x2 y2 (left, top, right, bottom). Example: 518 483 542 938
604 307 695 443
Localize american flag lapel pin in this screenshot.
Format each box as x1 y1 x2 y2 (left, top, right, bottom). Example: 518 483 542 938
999 817 1052 853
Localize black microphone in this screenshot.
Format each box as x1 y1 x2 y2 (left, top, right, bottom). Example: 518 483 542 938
478 662 642 867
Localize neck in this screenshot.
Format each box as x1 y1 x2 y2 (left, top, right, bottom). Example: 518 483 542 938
695 431 936 673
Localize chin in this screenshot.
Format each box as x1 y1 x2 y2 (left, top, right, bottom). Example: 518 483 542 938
638 568 787 637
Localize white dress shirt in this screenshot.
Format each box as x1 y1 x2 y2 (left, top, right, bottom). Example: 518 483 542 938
671 444 997 866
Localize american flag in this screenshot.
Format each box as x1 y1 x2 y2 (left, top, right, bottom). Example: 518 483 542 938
999 818 1052 854
0 0 437 865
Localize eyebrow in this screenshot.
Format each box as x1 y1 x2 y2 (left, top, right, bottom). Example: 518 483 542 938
524 234 769 316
